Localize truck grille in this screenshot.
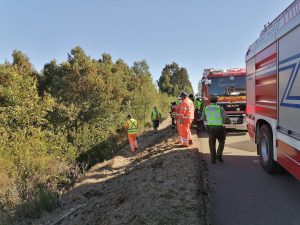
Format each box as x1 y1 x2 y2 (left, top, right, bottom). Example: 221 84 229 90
219 103 246 112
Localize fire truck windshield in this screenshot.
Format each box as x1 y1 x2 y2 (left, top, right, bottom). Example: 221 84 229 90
208 76 246 96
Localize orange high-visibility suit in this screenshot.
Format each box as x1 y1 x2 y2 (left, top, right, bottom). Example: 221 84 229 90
125 118 138 152
176 102 183 144
179 97 194 146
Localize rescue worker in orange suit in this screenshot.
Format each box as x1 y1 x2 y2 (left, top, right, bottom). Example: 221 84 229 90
178 91 194 147
170 101 177 129
202 95 229 163
125 115 138 153
176 97 183 144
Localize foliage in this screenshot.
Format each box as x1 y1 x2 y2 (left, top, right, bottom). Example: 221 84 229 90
0 48 172 223
157 62 194 96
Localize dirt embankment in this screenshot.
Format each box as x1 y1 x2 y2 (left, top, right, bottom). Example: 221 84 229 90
32 120 211 225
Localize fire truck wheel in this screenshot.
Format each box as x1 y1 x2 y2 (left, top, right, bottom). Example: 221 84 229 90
258 124 281 173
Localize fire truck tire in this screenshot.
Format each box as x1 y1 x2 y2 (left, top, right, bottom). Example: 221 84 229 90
258 124 281 173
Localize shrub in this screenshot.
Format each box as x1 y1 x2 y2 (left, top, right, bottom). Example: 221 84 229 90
0 48 181 223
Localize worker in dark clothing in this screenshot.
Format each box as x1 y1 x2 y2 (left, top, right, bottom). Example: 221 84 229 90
202 95 229 164
188 94 197 129
170 101 177 128
188 94 195 102
195 97 204 131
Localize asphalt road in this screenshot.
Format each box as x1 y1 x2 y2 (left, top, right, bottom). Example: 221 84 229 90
198 130 300 225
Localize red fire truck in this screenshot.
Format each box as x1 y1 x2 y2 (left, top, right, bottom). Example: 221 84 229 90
245 0 300 180
201 68 247 129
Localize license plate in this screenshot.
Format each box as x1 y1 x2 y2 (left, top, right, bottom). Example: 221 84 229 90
229 118 238 124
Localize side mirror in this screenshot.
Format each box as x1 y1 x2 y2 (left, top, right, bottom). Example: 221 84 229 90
202 78 211 85
205 79 212 86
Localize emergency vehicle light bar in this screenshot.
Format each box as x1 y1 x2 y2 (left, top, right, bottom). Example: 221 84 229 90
203 68 246 76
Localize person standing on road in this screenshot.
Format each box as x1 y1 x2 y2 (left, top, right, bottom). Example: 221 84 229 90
202 95 229 163
188 93 195 103
178 91 194 147
151 106 162 133
176 96 183 144
196 97 202 115
188 94 197 129
125 115 138 153
195 97 204 131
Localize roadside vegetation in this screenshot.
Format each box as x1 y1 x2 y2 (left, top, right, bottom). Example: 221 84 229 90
0 47 193 224
158 62 194 96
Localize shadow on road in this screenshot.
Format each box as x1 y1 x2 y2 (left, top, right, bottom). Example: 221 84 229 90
197 131 208 139
196 129 247 138
226 131 247 136
202 153 300 225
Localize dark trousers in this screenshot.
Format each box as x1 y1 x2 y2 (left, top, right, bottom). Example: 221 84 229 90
196 110 204 132
153 120 160 129
207 126 226 159
171 117 176 126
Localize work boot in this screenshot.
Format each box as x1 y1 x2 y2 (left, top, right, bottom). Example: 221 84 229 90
178 143 189 148
210 155 217 164
217 156 224 163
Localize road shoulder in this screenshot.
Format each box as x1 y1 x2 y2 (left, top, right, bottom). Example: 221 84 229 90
32 126 211 225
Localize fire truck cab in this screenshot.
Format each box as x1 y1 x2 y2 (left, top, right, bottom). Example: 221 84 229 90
245 0 300 180
201 68 247 130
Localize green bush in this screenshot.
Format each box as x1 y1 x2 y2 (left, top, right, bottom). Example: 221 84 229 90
0 48 178 223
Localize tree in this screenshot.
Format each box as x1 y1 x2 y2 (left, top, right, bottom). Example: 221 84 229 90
12 50 37 77
99 53 113 65
172 67 193 94
0 60 76 220
0 48 173 223
132 60 151 77
157 62 193 96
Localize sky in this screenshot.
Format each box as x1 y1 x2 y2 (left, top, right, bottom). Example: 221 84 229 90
0 0 294 92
